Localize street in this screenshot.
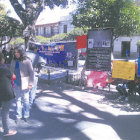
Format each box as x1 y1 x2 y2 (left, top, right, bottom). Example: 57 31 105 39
0 79 140 140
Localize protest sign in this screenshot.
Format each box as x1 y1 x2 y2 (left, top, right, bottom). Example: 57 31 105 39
112 60 135 80
86 28 112 71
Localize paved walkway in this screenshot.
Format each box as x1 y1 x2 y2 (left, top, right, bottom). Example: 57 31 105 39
0 80 140 140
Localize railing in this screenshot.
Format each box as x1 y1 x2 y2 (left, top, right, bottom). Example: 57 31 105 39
66 70 87 87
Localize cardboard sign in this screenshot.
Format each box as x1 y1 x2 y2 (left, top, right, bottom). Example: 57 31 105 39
112 60 135 80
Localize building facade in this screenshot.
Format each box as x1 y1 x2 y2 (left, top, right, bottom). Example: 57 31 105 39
113 36 140 59
35 15 140 60
35 15 74 37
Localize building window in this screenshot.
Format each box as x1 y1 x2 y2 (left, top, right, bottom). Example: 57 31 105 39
44 27 46 36
63 25 67 33
36 28 38 35
51 26 54 36
121 41 130 57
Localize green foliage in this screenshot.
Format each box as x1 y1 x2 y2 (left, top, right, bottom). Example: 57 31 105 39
50 27 87 42
50 33 67 42
137 40 140 46
72 0 140 38
0 3 7 17
35 36 50 44
35 28 86 43
9 0 69 26
0 16 23 37
9 37 24 46
9 0 71 49
66 27 88 40
0 3 23 47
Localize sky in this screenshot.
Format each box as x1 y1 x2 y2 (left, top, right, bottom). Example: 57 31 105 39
1 0 77 24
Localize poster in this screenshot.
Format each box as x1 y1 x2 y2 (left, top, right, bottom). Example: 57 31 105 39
86 28 112 71
88 39 94 48
112 60 135 80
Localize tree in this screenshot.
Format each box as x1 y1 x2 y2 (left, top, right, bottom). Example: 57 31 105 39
8 0 72 49
36 27 86 43
9 37 24 47
72 0 140 39
0 3 23 47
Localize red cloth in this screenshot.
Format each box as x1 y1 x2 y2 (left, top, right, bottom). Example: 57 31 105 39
11 75 16 88
80 52 87 56
87 71 108 88
76 35 87 49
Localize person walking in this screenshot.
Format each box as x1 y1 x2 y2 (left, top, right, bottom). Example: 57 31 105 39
10 46 34 123
26 44 45 108
0 52 17 136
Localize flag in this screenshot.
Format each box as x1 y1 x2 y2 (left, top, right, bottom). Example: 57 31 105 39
76 35 87 49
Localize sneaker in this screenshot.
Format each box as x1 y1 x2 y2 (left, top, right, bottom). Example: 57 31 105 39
0 127 3 133
3 130 17 136
24 118 28 122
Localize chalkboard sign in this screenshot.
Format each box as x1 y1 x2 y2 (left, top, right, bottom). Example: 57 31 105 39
86 28 112 71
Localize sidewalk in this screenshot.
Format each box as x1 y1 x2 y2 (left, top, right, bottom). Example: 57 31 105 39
0 80 140 140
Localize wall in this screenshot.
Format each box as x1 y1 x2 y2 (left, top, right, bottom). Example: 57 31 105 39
35 15 75 37
59 15 74 34
113 36 140 59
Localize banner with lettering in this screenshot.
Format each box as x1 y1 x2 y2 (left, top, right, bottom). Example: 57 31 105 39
112 60 135 80
30 41 77 69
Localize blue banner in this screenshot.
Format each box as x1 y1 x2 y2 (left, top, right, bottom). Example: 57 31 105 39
30 41 77 69
138 58 140 76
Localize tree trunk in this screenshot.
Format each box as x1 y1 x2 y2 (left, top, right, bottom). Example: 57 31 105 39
9 0 44 50
23 23 36 50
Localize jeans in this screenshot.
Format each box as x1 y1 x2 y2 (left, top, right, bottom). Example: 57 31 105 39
29 74 38 107
14 86 30 119
1 100 11 134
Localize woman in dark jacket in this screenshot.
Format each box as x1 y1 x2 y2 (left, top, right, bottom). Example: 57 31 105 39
0 52 17 136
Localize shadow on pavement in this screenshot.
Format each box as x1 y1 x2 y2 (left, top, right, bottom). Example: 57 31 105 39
0 80 140 140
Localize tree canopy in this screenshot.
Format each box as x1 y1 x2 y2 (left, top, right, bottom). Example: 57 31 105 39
0 3 23 47
8 0 74 49
72 0 140 39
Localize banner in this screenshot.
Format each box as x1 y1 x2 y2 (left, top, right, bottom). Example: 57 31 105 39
76 35 87 49
138 58 140 76
87 71 108 88
86 28 112 71
112 60 135 80
30 41 77 69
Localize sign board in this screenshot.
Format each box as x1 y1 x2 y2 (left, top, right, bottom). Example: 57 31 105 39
112 60 135 80
86 28 112 71
30 41 77 70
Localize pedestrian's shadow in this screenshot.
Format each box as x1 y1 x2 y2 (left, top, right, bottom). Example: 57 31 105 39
36 80 140 140
1 80 140 140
